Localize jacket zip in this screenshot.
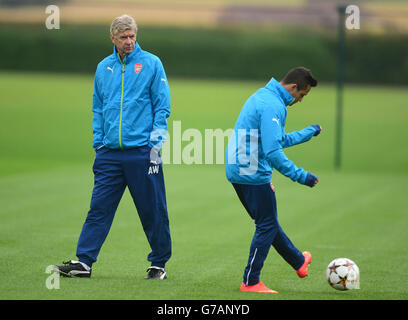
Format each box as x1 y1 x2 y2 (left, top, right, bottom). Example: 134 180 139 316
119 56 126 149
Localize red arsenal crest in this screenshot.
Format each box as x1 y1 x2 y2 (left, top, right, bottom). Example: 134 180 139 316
134 63 142 73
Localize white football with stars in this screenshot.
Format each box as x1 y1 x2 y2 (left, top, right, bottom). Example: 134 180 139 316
326 258 360 291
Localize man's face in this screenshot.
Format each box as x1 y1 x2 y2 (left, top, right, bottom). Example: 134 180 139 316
288 84 311 106
110 29 136 57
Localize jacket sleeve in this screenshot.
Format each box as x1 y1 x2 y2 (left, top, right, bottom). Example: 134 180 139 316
92 68 104 151
260 106 308 184
281 126 317 149
149 57 171 150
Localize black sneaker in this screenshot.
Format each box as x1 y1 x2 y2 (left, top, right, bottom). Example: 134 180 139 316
53 260 91 278
145 266 167 280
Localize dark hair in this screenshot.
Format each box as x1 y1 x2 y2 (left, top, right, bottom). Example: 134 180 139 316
281 67 318 90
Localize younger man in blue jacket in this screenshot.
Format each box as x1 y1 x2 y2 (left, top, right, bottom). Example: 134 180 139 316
226 67 321 293
54 14 171 280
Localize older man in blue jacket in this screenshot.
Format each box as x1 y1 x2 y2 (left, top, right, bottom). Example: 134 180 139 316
54 14 171 280
226 67 321 293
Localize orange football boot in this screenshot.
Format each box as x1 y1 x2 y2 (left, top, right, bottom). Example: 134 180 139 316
240 281 278 294
296 251 312 278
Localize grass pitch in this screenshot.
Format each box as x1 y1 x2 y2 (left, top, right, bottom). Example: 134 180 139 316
0 72 407 300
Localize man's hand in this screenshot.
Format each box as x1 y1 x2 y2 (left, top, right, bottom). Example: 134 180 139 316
305 172 319 187
150 147 162 165
311 124 322 136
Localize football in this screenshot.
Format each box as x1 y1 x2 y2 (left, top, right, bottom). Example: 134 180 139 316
326 258 360 291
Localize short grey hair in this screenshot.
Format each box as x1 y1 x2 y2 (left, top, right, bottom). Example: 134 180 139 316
110 14 138 36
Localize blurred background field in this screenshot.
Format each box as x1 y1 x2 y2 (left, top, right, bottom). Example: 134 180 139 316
1 0 408 84
0 0 407 300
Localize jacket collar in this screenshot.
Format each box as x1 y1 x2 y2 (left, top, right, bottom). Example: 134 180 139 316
113 42 141 64
265 77 295 106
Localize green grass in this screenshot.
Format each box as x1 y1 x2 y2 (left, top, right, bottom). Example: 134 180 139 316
0 72 408 300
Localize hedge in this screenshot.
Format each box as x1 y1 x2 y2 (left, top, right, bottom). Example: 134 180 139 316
0 23 407 84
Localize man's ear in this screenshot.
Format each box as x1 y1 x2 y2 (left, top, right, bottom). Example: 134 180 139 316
287 83 297 94
110 33 115 43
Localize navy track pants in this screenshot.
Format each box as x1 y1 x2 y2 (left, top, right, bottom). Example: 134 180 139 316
232 183 304 286
76 145 171 269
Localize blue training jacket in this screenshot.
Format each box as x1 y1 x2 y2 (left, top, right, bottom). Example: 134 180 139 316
225 77 318 185
92 43 170 151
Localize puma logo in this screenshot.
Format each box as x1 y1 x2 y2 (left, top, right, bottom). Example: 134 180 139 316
107 66 114 73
